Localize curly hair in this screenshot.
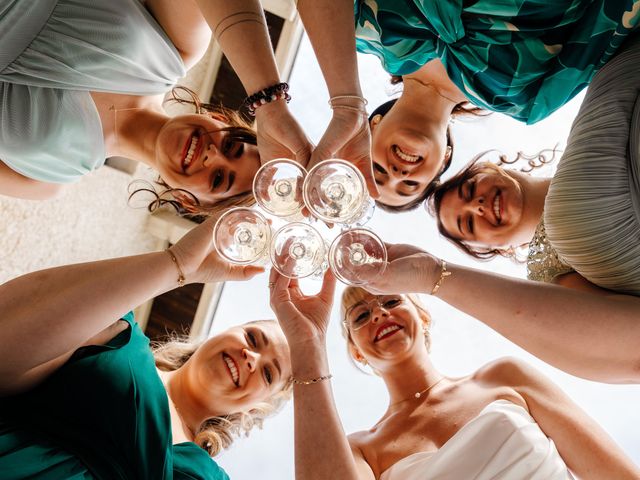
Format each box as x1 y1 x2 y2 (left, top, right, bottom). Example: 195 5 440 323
370 79 488 213
152 322 292 457
128 86 258 217
339 286 432 373
427 147 560 260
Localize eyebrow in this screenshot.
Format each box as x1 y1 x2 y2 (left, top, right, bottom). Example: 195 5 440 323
456 215 463 236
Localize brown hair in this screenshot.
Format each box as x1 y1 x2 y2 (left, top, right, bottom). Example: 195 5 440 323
339 287 432 371
128 86 258 217
153 322 292 457
427 148 560 260
372 77 488 213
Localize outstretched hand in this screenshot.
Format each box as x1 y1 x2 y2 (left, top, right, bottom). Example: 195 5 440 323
169 216 264 285
268 268 337 347
309 107 379 199
254 101 313 167
365 242 440 295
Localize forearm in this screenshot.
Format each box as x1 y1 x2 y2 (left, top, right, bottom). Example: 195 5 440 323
0 161 63 200
297 0 362 97
195 0 280 93
0 252 178 376
431 262 640 383
290 339 361 480
513 364 640 478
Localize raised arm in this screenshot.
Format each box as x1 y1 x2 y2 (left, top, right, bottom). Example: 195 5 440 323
489 358 639 478
296 0 378 196
366 243 640 383
269 269 375 480
0 217 262 395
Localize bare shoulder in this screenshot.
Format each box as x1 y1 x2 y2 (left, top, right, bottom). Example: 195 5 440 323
347 429 370 449
474 356 542 385
471 357 551 408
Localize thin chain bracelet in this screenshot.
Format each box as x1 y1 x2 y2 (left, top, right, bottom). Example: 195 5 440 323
292 374 333 385
166 249 186 288
329 95 368 106
430 259 451 295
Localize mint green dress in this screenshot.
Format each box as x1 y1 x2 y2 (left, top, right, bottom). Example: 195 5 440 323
0 312 229 480
0 0 185 183
355 0 640 123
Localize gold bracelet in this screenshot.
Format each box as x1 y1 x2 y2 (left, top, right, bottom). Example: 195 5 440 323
292 374 333 385
166 249 186 287
328 95 368 107
430 259 451 295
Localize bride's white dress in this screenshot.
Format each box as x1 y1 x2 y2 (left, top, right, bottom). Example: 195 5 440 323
380 400 573 480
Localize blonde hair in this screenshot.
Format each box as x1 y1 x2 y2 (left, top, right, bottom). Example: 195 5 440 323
153 329 292 457
339 287 432 370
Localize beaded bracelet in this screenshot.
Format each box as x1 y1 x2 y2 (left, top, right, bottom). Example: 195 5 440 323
292 373 333 385
244 82 291 116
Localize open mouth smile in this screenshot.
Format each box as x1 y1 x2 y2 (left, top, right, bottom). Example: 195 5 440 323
492 190 503 225
181 131 203 172
392 144 422 165
223 352 240 387
374 323 404 342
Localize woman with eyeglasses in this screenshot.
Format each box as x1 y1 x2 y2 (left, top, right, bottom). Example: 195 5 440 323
268 269 638 479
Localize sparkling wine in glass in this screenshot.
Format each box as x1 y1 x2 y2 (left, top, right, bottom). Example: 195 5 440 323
213 207 271 265
329 228 387 285
253 159 307 220
303 159 374 226
270 222 327 278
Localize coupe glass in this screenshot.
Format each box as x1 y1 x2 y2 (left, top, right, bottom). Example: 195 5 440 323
253 159 306 220
213 208 271 265
270 222 327 278
328 229 387 285
303 159 374 226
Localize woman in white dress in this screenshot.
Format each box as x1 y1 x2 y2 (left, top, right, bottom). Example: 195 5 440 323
268 270 638 480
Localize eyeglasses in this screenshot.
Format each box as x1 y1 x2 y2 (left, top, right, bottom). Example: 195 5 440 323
343 295 405 331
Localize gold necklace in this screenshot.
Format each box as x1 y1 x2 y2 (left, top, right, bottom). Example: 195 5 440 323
404 77 460 105
390 376 446 408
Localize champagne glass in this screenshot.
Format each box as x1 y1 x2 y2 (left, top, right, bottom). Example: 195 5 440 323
302 159 374 226
270 222 327 278
253 159 306 220
329 229 387 285
213 207 271 265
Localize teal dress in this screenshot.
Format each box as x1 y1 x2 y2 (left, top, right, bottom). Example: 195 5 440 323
354 0 640 123
0 312 229 480
0 0 185 183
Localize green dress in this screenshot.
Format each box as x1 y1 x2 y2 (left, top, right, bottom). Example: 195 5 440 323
0 312 229 480
354 0 640 123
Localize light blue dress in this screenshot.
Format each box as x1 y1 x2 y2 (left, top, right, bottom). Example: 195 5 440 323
0 0 186 183
354 0 640 124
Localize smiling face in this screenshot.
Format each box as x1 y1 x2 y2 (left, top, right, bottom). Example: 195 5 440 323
370 103 452 209
342 288 431 371
185 320 291 415
154 114 260 206
437 164 526 249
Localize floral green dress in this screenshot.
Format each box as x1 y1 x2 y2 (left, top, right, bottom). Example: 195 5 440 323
354 0 640 123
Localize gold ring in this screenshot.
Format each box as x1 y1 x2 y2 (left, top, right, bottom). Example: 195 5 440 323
268 282 275 289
